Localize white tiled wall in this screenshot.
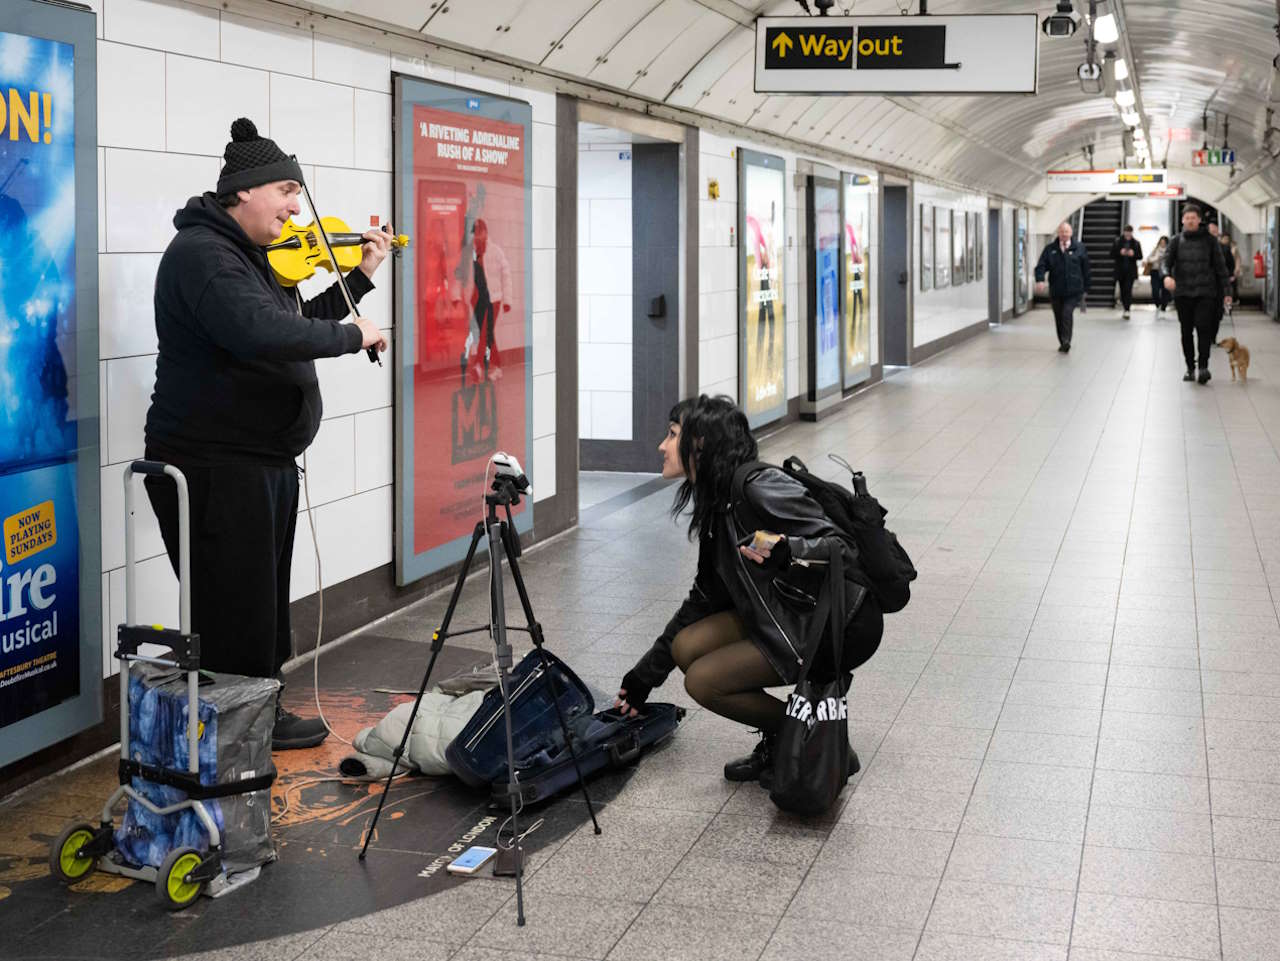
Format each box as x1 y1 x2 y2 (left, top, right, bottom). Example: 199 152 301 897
93 0 557 676
913 179 991 348
578 142 633 440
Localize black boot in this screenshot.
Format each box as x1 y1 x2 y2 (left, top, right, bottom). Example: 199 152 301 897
724 732 774 783
272 689 328 750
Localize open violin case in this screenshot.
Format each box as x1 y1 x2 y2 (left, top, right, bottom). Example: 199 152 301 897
445 649 684 806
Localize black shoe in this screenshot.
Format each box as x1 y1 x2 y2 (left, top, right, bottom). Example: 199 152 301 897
1183 369 1195 382
273 704 328 750
1057 344 1068 353
1198 368 1211 385
1063 343 1071 353
724 733 774 783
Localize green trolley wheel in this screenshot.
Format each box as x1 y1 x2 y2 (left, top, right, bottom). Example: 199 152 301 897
156 846 205 910
49 822 99 883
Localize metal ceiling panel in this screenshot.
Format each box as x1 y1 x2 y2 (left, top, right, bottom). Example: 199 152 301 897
543 0 665 77
324 0 432 31
629 8 739 101
585 0 704 91
419 0 528 51
664 26 752 109
484 1 597 63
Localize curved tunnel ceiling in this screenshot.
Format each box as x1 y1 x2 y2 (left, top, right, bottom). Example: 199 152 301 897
336 0 1280 209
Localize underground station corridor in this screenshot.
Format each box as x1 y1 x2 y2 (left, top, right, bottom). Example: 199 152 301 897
10 303 1280 959
6 0 1280 959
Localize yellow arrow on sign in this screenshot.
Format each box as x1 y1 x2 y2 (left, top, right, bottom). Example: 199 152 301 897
772 32 793 57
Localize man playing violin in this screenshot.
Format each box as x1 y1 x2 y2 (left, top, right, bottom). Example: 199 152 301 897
144 118 390 750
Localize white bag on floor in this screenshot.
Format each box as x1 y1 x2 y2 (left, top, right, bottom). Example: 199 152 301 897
340 690 485 778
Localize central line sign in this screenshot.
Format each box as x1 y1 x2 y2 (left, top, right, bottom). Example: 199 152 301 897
754 15 1038 95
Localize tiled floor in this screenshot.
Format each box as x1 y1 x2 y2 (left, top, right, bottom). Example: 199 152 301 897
35 303 1280 959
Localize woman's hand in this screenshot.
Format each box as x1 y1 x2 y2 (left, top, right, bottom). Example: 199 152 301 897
1164 276 1176 292
613 689 640 718
740 534 786 565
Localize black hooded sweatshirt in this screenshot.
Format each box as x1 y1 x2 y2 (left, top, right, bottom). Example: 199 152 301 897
145 194 370 466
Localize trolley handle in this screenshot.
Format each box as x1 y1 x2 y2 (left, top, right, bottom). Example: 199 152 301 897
123 461 191 636
129 459 171 477
122 460 201 778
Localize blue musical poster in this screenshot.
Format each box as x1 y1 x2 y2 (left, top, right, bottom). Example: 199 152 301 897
0 464 80 726
0 26 83 730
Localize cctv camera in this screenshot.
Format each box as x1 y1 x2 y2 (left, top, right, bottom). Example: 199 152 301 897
1042 0 1080 38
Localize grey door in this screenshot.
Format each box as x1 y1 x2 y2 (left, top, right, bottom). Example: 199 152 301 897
580 142 680 471
882 186 909 366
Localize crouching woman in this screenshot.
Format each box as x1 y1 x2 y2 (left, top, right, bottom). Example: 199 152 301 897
614 395 883 785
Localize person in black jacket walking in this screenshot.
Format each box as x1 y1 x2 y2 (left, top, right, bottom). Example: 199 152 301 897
1164 205 1231 384
144 119 390 749
612 396 882 787
1034 222 1091 352
1109 225 1143 319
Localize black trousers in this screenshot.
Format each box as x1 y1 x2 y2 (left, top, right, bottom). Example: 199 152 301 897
146 459 300 678
1050 296 1079 347
1174 296 1217 371
1118 276 1135 310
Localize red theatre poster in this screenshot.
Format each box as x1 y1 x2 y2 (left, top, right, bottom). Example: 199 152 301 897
394 79 533 584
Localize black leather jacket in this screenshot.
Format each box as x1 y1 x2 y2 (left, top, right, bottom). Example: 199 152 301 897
622 469 876 702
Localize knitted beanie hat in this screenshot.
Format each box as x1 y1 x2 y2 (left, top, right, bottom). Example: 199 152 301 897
215 118 304 195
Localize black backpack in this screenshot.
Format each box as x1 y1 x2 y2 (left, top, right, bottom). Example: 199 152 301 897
731 455 917 614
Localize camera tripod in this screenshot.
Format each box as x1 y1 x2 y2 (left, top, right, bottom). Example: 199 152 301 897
358 473 602 925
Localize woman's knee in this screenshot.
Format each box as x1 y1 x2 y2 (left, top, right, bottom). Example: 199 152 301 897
671 627 700 673
683 668 711 707
683 658 728 707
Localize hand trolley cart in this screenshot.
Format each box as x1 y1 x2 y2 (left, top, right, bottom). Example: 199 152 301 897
48 461 277 909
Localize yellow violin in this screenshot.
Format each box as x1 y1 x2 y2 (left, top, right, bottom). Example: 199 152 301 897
266 216 409 287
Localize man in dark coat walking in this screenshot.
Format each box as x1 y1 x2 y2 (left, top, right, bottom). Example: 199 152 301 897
1164 204 1231 384
1109 225 1143 319
1034 221 1091 353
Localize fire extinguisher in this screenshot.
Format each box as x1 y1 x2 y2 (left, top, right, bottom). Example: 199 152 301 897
1255 251 1266 279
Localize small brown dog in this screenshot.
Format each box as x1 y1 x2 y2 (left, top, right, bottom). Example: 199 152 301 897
1217 337 1250 383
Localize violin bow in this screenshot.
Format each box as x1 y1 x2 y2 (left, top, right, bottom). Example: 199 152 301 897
292 156 381 366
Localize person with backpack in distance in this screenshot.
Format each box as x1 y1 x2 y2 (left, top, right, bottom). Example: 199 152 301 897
612 395 912 807
1164 204 1231 384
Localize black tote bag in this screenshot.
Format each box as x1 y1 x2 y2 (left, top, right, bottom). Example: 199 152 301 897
769 548 853 816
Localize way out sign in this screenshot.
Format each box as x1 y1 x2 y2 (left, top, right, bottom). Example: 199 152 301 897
754 15 1038 94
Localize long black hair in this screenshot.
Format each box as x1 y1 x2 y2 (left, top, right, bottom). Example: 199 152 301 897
668 394 757 541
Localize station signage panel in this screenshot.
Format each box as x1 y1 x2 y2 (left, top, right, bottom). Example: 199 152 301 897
1046 168 1170 194
1191 148 1235 167
754 15 1038 94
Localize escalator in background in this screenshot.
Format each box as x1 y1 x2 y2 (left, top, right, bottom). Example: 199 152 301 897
1080 199 1122 307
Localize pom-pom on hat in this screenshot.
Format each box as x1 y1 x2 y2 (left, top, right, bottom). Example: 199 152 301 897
215 118 304 196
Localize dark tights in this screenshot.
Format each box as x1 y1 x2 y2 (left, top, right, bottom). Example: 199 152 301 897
672 612 785 734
